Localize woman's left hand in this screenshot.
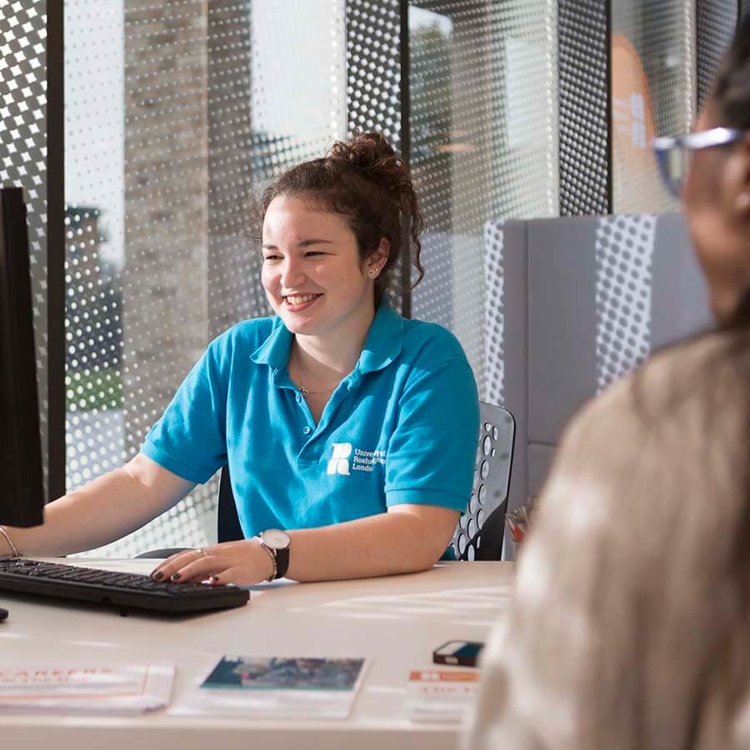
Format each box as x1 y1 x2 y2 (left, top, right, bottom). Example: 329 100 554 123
150 539 275 586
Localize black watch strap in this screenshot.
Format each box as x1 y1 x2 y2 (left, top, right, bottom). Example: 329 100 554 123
259 530 291 580
274 546 290 579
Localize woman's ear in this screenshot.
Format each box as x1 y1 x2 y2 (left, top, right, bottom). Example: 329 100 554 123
368 238 390 270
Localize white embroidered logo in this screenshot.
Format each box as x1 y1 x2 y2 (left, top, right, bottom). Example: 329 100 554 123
326 444 387 476
327 443 352 475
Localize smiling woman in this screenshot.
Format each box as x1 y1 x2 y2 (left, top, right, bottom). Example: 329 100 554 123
0 132 480 590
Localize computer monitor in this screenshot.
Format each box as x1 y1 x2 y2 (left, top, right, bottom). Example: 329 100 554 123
0 186 44 527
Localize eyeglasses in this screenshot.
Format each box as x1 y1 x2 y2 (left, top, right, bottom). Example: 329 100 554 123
652 127 746 199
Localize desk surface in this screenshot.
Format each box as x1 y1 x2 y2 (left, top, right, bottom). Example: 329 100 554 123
0 559 514 750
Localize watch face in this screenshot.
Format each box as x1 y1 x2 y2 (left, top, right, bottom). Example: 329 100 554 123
262 529 291 550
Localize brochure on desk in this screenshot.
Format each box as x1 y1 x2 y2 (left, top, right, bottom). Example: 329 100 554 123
0 664 175 715
406 669 481 723
174 655 369 720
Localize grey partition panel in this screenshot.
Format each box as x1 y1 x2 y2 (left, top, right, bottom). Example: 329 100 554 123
495 219 529 542
494 212 712 559
528 444 556 499
651 218 713 347
527 219 599 443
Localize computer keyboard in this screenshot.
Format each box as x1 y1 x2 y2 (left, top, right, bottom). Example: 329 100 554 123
0 557 249 616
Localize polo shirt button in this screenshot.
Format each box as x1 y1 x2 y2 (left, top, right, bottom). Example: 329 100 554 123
303 426 312 435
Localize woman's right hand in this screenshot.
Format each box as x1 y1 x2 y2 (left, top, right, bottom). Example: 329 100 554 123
150 538 276 587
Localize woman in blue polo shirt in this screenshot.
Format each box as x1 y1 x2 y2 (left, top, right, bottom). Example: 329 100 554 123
1 132 479 585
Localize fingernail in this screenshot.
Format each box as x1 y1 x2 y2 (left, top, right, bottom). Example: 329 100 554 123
171 572 181 581
152 571 163 581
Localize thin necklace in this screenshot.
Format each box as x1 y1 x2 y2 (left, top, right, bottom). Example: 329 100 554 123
297 384 337 399
290 349 342 400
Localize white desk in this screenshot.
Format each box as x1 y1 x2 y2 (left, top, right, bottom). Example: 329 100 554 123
0 559 514 750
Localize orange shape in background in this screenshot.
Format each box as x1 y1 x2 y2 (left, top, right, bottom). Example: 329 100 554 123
611 32 665 210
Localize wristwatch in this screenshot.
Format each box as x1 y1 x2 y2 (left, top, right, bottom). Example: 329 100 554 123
258 529 292 581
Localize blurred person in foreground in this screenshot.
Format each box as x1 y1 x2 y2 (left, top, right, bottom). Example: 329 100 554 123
467 14 750 750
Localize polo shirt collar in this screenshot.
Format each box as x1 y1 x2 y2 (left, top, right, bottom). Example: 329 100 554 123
251 317 293 370
358 301 404 374
249 301 404 373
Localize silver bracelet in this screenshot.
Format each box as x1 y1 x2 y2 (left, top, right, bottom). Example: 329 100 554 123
257 539 277 582
0 526 21 558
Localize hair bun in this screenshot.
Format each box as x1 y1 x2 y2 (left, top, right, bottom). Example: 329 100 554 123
327 132 404 194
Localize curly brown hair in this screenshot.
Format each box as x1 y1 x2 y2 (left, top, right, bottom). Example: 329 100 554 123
253 132 425 304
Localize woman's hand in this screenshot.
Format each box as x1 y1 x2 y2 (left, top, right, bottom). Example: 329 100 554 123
150 539 275 586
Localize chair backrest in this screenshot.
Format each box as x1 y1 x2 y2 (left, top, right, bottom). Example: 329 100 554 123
218 401 516 561
452 401 515 561
218 464 243 543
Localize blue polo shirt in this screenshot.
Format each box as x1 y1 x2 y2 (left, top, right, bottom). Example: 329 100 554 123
141 303 479 538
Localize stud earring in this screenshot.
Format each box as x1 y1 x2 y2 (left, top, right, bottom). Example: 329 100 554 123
368 268 378 278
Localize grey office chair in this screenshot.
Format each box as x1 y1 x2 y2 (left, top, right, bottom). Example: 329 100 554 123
137 401 515 560
452 402 515 561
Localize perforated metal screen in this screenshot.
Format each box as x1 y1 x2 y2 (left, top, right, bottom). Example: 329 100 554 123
346 0 401 149
558 0 609 215
696 0 739 112
611 0 695 214
408 1 558 397
64 0 347 557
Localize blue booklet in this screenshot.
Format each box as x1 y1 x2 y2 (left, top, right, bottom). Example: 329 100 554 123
201 656 366 692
